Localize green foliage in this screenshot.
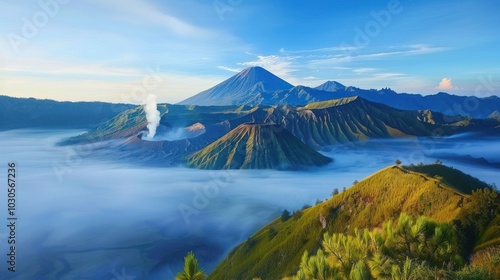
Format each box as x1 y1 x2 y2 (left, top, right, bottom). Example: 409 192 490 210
281 210 291 222
208 165 496 280
294 250 335 280
454 188 500 256
292 210 303 220
468 246 500 279
290 214 463 279
175 252 206 280
332 188 339 196
385 214 463 267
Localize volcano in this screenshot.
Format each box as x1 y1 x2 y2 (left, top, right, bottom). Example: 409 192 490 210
177 67 293 106
185 123 332 169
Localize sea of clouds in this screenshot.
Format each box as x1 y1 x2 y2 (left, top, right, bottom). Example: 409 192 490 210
0 129 498 279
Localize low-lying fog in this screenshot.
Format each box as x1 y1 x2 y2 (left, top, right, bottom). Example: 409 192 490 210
0 129 498 280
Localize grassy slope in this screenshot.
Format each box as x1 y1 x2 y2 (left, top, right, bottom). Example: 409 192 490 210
60 104 254 145
185 124 332 169
296 97 434 145
475 215 500 251
405 164 490 194
60 96 498 148
299 96 360 110
209 165 488 280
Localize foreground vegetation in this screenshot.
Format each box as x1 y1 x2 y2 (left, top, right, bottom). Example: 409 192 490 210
286 213 499 279
175 164 499 279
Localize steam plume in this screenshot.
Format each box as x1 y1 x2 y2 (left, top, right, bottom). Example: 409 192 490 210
144 93 160 139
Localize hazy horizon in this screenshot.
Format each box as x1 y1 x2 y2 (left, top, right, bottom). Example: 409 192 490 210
1 1 499 104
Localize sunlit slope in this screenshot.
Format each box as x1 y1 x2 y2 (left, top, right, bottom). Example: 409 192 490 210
209 164 492 279
231 96 435 148
178 66 294 106
60 104 254 145
185 123 332 169
61 96 499 148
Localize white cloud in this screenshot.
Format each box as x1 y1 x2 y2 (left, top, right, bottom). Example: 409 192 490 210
94 0 216 39
309 44 448 67
238 55 298 83
279 46 361 54
353 68 376 74
435 77 455 91
217 66 242 73
303 76 319 80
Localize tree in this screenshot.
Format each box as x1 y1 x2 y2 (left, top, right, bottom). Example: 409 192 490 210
281 209 291 222
395 159 402 166
353 180 359 185
332 188 339 197
384 214 462 267
175 252 206 280
289 214 464 279
295 250 336 280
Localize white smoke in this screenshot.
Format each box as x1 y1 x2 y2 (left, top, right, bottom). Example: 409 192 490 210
144 93 161 139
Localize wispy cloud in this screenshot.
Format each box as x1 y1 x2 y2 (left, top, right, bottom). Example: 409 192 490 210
279 46 361 54
238 55 298 83
353 68 376 74
94 0 217 39
309 44 448 66
217 66 242 73
2 55 144 78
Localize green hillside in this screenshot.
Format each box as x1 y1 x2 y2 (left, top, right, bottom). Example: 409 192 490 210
60 104 254 145
208 164 499 279
185 123 332 169
231 97 436 148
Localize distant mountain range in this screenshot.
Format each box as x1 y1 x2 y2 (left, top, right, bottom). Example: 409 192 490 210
62 96 499 169
178 67 500 119
3 67 499 169
0 95 134 131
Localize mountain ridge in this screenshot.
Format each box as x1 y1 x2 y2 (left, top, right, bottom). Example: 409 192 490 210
185 123 332 169
61 96 500 168
177 67 500 118
0 95 134 131
208 164 498 279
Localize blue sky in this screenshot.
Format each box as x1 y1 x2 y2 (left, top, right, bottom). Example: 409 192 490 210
1 0 499 103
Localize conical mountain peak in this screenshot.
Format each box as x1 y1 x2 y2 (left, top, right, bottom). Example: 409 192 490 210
185 123 331 169
178 67 293 106
315 81 346 92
